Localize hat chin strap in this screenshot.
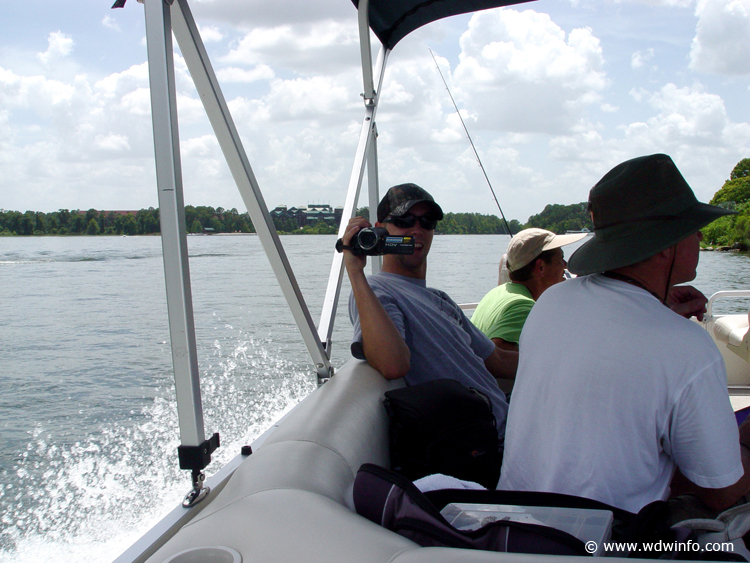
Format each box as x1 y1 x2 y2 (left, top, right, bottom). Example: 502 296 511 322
662 245 677 305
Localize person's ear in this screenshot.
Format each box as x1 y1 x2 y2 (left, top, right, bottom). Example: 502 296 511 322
531 257 545 277
656 246 676 262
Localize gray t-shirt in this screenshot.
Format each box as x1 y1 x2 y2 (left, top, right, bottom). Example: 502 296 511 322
349 272 509 431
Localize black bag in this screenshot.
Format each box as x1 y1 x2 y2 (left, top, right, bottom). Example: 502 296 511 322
354 464 679 558
353 463 590 555
383 379 501 489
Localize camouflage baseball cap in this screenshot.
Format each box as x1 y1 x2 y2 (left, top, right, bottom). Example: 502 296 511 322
377 183 444 222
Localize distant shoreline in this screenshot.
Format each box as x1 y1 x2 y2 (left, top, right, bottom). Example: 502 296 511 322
0 231 521 237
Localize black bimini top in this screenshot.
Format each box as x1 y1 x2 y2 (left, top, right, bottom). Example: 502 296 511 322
352 0 536 50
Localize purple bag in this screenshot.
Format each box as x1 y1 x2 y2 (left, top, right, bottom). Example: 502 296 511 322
353 463 588 555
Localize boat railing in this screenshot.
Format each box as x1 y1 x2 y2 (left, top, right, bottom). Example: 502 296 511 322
706 290 750 320
459 302 479 313
705 291 750 365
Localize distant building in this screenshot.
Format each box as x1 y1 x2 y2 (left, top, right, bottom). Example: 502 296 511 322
77 210 139 216
270 203 341 228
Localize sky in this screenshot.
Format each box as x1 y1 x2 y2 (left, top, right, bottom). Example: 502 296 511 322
1 0 749 224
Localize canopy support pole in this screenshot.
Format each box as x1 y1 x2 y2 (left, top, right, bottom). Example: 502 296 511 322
168 0 333 383
366 122 381 275
143 0 217 506
358 0 376 103
317 0 389 355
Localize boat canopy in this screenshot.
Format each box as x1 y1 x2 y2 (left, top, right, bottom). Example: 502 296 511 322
354 0 535 49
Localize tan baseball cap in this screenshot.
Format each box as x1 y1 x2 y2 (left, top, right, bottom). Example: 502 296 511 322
506 228 587 272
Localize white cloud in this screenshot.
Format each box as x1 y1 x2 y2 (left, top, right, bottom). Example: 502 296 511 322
102 16 120 32
37 32 74 66
631 48 655 70
95 134 130 151
198 25 225 43
95 63 150 102
690 0 750 75
2 0 750 222
0 68 76 114
629 82 734 144
617 82 750 200
190 0 351 28
453 9 608 135
222 21 359 75
262 75 358 124
216 64 275 83
633 0 695 6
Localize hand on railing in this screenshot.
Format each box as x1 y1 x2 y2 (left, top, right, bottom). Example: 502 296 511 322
667 285 708 321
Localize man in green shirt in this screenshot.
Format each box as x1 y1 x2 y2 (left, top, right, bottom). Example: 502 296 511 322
471 228 585 351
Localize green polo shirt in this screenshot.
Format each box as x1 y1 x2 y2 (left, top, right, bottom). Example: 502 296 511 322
471 282 535 345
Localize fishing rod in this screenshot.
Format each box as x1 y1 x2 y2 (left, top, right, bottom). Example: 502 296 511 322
429 49 513 237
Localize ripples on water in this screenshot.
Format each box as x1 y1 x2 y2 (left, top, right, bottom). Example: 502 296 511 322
0 234 748 562
0 235 335 562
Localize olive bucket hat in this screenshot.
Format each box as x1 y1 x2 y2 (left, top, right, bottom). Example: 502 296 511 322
567 154 736 275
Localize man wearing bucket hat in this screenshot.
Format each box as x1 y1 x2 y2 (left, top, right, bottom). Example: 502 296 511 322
471 228 586 351
499 154 750 516
340 183 517 430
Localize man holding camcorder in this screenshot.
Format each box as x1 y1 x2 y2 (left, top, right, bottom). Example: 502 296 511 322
339 183 517 431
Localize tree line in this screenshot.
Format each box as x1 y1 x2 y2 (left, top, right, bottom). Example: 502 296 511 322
354 207 523 235
0 206 256 237
701 158 750 248
0 206 525 236
4 158 748 244
523 202 593 234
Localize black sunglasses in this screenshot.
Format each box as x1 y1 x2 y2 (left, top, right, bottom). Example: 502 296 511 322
384 214 439 230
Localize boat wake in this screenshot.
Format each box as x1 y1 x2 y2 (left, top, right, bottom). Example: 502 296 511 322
0 334 316 563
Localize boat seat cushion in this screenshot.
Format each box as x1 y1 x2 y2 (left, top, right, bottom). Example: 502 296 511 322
713 315 750 348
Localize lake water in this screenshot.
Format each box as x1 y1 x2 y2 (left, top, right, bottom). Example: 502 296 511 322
1 234 749 562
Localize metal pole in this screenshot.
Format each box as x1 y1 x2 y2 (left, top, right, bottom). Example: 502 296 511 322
367 124 381 275
144 0 204 449
144 0 217 506
169 0 333 382
358 0 375 103
318 46 389 355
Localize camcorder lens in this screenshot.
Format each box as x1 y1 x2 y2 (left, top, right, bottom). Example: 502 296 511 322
356 228 380 251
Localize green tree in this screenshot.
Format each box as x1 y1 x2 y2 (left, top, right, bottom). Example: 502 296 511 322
57 209 71 229
703 158 750 247
709 178 750 207
86 218 100 235
731 158 750 180
69 212 85 234
508 219 523 234
524 203 592 234
18 212 35 235
121 214 137 236
137 208 159 234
